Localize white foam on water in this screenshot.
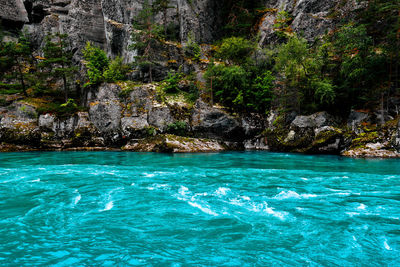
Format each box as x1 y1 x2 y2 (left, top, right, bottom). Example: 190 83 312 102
357 203 367 210
131 183 135 186
143 173 155 178
384 240 392 250
178 186 190 196
188 201 218 216
215 187 231 196
249 202 264 212
74 194 81 205
301 178 308 181
263 202 288 220
147 184 170 191
229 198 245 207
100 201 114 212
31 178 40 183
274 190 317 200
241 195 250 201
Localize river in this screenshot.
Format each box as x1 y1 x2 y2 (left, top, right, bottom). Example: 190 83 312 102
0 152 399 265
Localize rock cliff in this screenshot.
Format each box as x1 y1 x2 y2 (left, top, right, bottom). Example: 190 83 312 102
2 0 399 157
1 0 361 57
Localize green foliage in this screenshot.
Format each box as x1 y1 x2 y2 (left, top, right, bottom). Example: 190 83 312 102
184 32 201 61
162 71 184 94
221 0 265 37
312 79 336 105
250 71 274 112
35 98 83 119
152 0 174 38
166 121 188 136
275 36 311 85
327 23 390 109
39 33 78 100
82 42 109 87
274 35 336 112
215 37 255 64
273 10 293 39
205 63 273 113
131 0 164 82
103 56 130 82
0 33 35 96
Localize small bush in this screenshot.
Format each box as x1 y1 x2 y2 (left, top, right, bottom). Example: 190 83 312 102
163 72 184 94
166 121 188 136
184 33 201 61
103 56 130 82
215 37 255 64
82 42 109 87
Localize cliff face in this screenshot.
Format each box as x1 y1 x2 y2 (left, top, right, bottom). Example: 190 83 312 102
1 0 360 58
1 0 225 61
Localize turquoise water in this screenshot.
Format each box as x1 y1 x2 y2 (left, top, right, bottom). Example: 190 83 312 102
0 152 399 266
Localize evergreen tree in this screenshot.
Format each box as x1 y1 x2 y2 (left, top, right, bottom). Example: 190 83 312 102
152 0 174 38
39 33 77 101
131 0 163 82
0 33 34 96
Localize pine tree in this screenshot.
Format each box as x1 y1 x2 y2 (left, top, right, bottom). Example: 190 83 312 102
152 0 173 37
131 0 163 83
0 33 34 96
39 33 77 101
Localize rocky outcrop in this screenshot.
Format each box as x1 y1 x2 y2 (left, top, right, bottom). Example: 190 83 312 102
343 143 400 158
0 0 29 23
258 0 365 46
0 83 262 152
191 100 244 141
264 111 344 154
123 134 225 153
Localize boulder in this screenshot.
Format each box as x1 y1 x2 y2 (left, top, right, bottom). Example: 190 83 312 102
241 113 267 137
244 136 269 150
87 84 122 142
347 110 370 131
148 106 174 132
191 100 244 141
291 111 335 129
0 0 29 23
121 116 150 138
39 114 55 131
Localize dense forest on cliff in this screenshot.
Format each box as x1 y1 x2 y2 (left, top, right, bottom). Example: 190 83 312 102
0 0 400 156
1 0 399 117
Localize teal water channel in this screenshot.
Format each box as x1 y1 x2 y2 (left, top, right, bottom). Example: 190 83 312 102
0 152 399 266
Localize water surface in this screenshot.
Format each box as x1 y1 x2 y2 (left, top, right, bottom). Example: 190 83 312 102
0 152 399 266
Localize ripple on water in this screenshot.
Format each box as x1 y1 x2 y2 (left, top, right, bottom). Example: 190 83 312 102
0 151 399 266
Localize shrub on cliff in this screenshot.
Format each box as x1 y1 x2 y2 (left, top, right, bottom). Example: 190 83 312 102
215 37 255 65
103 56 130 82
82 42 109 87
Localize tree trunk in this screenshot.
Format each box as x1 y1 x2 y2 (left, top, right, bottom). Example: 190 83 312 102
63 75 68 102
16 59 27 96
149 64 153 83
380 92 385 125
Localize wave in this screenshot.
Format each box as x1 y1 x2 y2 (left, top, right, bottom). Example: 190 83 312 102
188 201 218 216
273 190 317 200
214 187 231 196
100 201 114 212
